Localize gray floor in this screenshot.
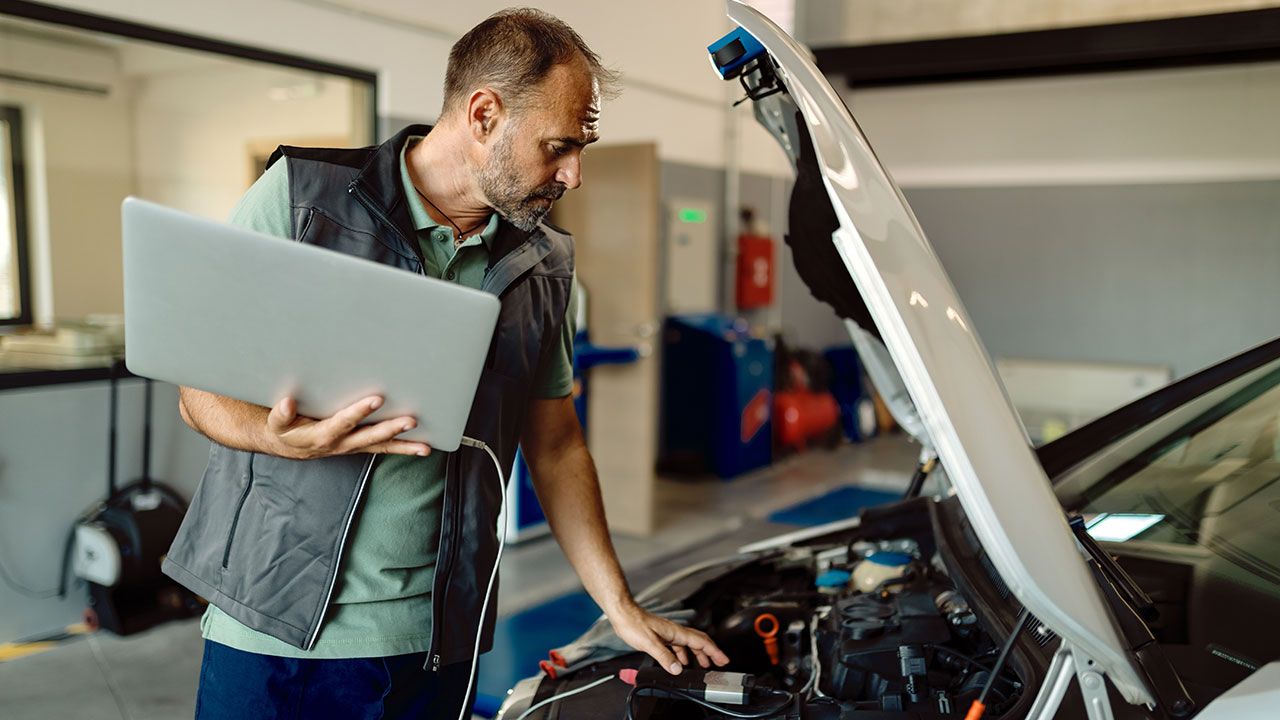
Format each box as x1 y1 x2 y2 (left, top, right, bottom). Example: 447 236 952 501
0 436 918 719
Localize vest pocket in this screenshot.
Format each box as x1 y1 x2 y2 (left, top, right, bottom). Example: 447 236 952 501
220 455 257 569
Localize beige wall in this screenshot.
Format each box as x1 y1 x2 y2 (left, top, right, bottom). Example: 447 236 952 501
0 31 134 323
129 52 368 222
800 0 1280 46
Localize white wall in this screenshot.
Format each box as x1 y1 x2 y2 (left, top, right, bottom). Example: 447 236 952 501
38 0 793 178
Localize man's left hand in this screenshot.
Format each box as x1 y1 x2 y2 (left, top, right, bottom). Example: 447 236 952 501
608 601 730 675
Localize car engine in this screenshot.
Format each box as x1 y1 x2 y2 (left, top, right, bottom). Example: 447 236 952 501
687 542 1024 718
502 499 1050 720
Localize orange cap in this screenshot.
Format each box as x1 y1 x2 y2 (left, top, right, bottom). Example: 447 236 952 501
753 613 779 638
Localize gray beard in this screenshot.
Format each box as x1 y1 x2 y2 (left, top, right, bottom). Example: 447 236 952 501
477 131 566 232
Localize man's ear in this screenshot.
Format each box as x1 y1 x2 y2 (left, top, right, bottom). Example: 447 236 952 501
466 88 504 142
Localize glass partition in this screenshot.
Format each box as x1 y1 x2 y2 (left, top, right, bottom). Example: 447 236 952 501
0 11 375 331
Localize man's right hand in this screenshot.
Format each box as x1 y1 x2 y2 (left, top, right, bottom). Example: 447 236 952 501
266 395 431 460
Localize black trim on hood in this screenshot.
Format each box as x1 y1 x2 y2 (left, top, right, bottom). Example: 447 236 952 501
785 113 880 340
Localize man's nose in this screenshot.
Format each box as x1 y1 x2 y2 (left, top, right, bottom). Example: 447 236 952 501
556 155 582 190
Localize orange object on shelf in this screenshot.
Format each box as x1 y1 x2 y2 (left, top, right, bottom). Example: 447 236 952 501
754 612 780 666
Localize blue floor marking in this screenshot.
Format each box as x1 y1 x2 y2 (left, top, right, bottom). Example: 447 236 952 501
474 590 601 716
767 485 900 527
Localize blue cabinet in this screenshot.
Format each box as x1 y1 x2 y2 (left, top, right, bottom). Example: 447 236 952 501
505 331 640 542
659 314 773 480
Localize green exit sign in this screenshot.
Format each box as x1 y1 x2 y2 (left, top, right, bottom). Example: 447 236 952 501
678 208 708 224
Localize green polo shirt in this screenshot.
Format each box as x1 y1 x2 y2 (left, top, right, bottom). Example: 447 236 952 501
201 137 576 658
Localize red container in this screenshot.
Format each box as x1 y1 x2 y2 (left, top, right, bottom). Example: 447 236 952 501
736 234 775 310
774 389 840 451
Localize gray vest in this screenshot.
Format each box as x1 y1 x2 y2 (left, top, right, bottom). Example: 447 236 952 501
162 125 574 668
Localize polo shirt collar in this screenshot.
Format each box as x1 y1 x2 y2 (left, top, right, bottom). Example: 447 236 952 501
400 136 498 250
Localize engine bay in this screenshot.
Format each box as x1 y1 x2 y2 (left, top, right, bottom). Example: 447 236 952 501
713 552 1017 716
503 498 1055 720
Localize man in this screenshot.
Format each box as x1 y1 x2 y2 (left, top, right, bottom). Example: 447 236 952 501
166 8 728 719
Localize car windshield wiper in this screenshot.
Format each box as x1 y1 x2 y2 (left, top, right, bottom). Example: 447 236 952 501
1067 514 1196 718
1068 515 1156 620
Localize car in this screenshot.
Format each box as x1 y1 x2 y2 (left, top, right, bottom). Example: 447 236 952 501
495 3 1280 719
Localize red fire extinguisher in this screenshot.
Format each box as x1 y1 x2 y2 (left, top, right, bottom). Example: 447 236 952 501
736 207 775 310
736 235 774 310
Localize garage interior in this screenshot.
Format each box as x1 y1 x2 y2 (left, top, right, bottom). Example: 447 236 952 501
2 1 1280 719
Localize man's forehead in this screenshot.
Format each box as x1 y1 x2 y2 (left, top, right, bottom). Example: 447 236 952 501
520 59 603 140
550 124 599 148
545 94 601 144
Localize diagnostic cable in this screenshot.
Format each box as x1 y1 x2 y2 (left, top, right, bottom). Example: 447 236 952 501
455 436 508 720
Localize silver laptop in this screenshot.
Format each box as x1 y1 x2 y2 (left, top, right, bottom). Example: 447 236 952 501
122 197 500 452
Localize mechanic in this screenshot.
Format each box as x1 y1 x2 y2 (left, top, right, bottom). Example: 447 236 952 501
163 8 728 719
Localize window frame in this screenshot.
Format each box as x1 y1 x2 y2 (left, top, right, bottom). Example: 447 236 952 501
0 104 31 327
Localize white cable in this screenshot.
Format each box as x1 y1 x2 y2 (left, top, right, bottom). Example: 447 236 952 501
511 675 617 720
457 435 508 720
805 607 831 698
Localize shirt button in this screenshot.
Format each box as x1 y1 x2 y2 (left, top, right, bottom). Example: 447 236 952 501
446 270 455 280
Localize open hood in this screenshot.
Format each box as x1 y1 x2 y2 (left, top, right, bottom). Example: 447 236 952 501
717 0 1154 706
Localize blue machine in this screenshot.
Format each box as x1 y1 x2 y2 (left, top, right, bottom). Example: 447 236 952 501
659 314 773 480
505 312 640 543
823 345 877 442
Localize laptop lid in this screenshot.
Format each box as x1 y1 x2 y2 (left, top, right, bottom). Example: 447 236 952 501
122 197 500 453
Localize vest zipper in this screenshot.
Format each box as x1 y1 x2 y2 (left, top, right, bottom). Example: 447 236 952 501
426 452 463 671
348 183 428 271
352 178 465 672
304 454 377 651
221 455 256 569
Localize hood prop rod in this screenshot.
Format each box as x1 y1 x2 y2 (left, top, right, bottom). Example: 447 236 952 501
903 455 938 499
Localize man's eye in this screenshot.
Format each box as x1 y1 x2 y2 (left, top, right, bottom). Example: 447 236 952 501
550 144 570 157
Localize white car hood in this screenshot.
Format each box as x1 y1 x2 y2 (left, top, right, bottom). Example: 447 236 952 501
725 0 1153 704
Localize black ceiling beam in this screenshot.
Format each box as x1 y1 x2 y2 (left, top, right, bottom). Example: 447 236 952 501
813 7 1280 88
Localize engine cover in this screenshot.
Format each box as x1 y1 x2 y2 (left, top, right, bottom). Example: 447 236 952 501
819 589 952 704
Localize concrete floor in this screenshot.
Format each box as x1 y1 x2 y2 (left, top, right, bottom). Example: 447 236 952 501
0 436 918 719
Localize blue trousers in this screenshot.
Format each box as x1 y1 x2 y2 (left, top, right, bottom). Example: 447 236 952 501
194 641 473 720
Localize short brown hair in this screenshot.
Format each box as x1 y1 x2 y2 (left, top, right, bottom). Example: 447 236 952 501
442 7 619 115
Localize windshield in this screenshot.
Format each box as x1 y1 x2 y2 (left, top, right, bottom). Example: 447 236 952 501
1078 360 1280 591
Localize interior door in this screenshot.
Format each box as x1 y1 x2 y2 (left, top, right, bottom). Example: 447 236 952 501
552 143 660 535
